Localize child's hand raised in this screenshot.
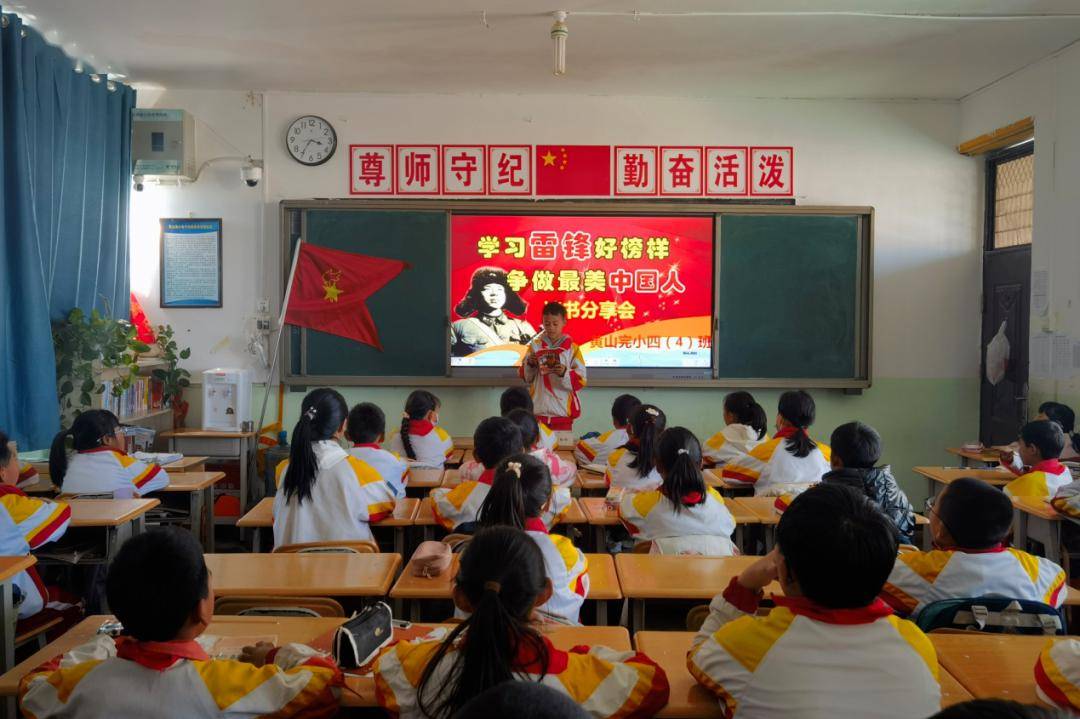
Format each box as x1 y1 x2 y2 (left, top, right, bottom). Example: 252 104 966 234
239 641 276 667
737 548 780 592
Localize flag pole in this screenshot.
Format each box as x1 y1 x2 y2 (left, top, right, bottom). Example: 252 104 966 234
250 239 302 499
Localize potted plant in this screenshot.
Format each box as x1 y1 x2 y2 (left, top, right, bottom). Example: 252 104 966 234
152 324 192 428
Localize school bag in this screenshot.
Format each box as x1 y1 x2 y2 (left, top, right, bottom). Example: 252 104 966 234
915 596 1066 635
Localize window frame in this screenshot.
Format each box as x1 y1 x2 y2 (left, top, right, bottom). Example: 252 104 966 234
984 141 1034 252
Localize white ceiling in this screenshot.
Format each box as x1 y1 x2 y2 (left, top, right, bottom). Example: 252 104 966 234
14 0 1080 99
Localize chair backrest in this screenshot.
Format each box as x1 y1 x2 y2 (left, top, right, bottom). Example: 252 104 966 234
214 595 345 618
273 540 379 554
916 596 1066 636
631 540 653 554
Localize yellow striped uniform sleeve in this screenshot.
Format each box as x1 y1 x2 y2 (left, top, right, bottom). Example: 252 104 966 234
345 456 397 523
20 659 105 717
1006 549 1068 608
1036 639 1080 711
0 495 71 549
575 430 610 464
430 482 477 530
558 646 669 718
116 453 169 493
544 486 572 527
618 490 661 537
721 439 780 485
1052 482 1080 518
192 652 342 717
374 640 444 716
551 534 589 597
884 616 939 681
434 427 455 458
274 459 290 489
1004 471 1050 499
880 550 953 616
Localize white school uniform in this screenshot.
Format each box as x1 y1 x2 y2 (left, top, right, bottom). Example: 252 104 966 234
1003 459 1074 500
525 517 589 623
387 420 454 469
458 447 574 488
538 421 559 451
349 443 410 499
273 440 396 545
0 486 70 618
605 446 662 493
430 469 571 531
518 334 587 427
720 430 831 496
574 427 629 466
618 486 737 556
702 424 764 466
60 448 168 497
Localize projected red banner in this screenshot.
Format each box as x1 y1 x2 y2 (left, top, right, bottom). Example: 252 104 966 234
449 215 714 368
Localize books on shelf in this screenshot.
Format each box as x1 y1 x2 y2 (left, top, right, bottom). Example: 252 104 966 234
100 377 165 420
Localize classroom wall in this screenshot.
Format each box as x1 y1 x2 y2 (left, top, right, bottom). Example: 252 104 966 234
130 90 983 499
959 41 1080 415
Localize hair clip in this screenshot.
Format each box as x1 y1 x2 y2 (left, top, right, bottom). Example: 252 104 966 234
506 461 522 478
677 448 689 455
484 580 502 594
645 407 659 417
304 407 318 421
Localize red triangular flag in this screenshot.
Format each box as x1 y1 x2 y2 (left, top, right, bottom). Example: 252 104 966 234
283 243 408 351
129 293 157 344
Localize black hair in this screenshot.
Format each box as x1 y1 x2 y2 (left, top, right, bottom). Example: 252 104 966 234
723 391 767 440
455 267 528 318
655 427 707 514
416 526 550 719
0 430 11 468
500 386 534 416
473 416 525 469
1021 419 1066 461
777 483 898 608
477 454 552 529
929 699 1069 719
610 394 642 427
282 388 349 504
505 408 540 449
541 301 567 318
937 477 1014 549
454 681 591 719
777 390 817 458
400 390 441 460
625 404 666 478
830 421 882 470
1040 401 1080 454
346 402 385 445
48 409 122 488
106 528 209 642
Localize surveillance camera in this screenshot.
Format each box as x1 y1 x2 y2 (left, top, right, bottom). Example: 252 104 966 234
241 164 262 188
133 174 144 192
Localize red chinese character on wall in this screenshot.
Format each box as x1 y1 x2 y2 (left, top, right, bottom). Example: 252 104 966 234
561 231 592 261
359 153 385 186
624 154 650 188
528 230 559 261
488 146 532 195
750 147 793 196
667 154 695 188
757 153 785 188
706 147 747 196
660 267 686 294
609 268 633 294
634 269 660 293
615 147 657 195
404 153 431 187
395 145 438 194
350 145 393 195
450 153 477 186
499 154 524 187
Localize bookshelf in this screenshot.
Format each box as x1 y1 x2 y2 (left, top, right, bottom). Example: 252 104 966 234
92 357 173 443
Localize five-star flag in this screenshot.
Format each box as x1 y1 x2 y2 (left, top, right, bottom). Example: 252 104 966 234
283 243 409 350
535 145 611 196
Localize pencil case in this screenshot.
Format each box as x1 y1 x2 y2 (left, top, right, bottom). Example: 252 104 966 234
332 601 393 669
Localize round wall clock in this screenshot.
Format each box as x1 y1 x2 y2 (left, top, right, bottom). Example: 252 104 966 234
286 115 336 166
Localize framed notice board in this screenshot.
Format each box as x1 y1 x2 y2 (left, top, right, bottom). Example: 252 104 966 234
160 218 223 308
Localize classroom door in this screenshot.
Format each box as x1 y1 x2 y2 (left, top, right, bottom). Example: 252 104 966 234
979 245 1031 446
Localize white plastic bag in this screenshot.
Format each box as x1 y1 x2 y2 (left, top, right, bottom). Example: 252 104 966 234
985 321 1010 386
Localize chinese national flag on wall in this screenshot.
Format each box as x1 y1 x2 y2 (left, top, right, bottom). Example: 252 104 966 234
283 243 408 350
535 145 611 196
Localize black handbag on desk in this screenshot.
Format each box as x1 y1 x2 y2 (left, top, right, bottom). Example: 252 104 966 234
333 601 394 669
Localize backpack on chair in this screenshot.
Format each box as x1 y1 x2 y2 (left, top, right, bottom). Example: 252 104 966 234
915 596 1066 635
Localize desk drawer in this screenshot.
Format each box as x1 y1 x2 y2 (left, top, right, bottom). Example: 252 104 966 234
171 437 241 457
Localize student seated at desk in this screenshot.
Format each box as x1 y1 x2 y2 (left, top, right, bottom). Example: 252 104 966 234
48 409 168 497
388 390 454 468
574 393 641 466
373 526 668 719
0 431 71 619
433 417 571 532
477 454 588 624
931 699 1066 719
273 388 396 546
1001 402 1080 474
880 477 1065 617
720 390 831 496
17 461 39 489
1003 420 1074 500
459 410 574 487
347 401 410 499
619 427 737 556
703 391 767 466
501 386 557 451
20 528 343 718
605 404 665 493
687 484 941 719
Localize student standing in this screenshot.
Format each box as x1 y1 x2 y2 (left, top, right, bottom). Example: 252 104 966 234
519 302 586 432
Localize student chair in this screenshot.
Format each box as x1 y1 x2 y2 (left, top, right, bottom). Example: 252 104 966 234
214 596 346 618
272 540 379 554
916 597 1066 635
631 541 654 554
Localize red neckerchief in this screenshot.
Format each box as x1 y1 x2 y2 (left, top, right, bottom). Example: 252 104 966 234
352 443 381 450
477 468 496 486
0 484 26 498
949 543 1008 554
774 426 807 440
524 517 548 534
116 636 209 671
541 334 572 351
773 596 894 624
79 447 126 456
408 420 435 437
1031 459 1067 475
680 491 704 505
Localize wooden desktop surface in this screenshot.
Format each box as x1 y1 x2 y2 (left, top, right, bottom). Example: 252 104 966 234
67 499 161 527
616 554 782 600
204 553 401 597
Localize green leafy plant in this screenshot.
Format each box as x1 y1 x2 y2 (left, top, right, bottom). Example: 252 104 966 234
151 324 192 405
53 308 151 419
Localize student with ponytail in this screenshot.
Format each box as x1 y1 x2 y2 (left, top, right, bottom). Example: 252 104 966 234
721 390 831 496
388 390 454 468
619 428 737 556
272 388 396 546
703 391 767 465
459 410 574 487
48 410 168 497
574 393 641 466
477 454 589 623
373 526 669 719
500 387 558 450
605 404 665 492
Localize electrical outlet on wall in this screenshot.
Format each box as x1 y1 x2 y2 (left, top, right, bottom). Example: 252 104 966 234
256 299 269 313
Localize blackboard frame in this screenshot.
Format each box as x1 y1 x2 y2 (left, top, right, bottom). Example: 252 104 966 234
280 199 872 389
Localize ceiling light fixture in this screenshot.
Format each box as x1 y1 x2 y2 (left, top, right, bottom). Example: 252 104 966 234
551 10 568 76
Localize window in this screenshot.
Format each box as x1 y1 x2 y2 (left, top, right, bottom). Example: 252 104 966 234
986 142 1034 249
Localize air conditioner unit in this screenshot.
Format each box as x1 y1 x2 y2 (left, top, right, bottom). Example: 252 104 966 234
131 108 195 182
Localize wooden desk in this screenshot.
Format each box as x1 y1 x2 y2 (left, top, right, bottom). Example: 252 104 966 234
946 447 1003 468
407 468 445 496
237 497 419 555
452 436 474 450
0 557 35 677
579 496 619 551
160 429 256 517
61 498 160 566
204 552 402 598
1011 495 1064 564
616 554 782 632
556 449 576 467
157 471 225 551
930 633 1058 705
576 469 607 496
440 469 461 488
704 468 753 496
914 466 1013 501
30 455 208 478
445 448 466 467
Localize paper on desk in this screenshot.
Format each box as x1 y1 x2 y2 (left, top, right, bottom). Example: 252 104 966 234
197 634 278 660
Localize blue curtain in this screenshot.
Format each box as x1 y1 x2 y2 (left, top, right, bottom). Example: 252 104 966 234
0 11 135 449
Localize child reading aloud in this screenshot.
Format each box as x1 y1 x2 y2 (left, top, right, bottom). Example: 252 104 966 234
519 302 586 432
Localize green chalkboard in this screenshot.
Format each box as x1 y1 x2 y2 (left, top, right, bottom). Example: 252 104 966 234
717 214 865 379
289 209 448 378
